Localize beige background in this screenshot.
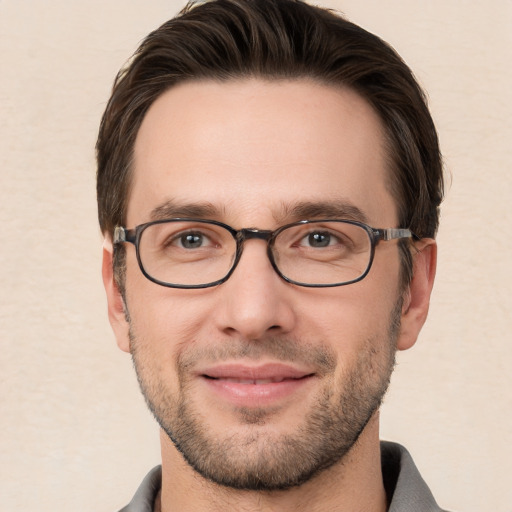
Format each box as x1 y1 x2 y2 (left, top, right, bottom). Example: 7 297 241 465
0 1 511 511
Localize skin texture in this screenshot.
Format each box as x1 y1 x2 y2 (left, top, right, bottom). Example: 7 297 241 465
102 79 436 512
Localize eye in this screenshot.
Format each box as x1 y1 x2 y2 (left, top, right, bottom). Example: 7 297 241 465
175 231 211 249
298 230 342 248
305 231 334 248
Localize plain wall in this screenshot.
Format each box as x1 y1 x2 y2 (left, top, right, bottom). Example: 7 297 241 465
0 1 510 511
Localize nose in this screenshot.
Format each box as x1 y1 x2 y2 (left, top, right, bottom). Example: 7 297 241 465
213 239 297 340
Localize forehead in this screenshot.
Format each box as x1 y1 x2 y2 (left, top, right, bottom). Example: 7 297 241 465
128 78 396 227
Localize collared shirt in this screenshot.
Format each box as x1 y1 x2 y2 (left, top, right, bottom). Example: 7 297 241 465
118 441 449 512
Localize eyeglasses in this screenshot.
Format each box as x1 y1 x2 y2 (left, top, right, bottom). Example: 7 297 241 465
113 218 415 289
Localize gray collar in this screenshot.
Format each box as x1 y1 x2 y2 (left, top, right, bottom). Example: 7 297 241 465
381 441 448 511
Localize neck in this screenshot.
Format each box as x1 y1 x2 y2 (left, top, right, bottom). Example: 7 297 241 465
158 414 387 512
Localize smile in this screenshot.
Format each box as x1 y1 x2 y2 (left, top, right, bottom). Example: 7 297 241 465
197 363 316 406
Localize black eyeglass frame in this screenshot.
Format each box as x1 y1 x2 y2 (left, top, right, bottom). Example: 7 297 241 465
113 218 417 289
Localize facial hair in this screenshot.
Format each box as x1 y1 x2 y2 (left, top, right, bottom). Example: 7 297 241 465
129 300 400 491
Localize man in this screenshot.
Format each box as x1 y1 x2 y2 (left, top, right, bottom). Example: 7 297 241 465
97 0 446 510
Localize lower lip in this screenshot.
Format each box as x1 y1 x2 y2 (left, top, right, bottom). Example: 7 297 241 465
201 375 315 407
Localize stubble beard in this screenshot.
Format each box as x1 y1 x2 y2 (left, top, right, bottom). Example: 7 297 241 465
129 301 401 491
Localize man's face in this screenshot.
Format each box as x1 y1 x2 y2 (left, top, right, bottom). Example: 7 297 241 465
114 79 409 489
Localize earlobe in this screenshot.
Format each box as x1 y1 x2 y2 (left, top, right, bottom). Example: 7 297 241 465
102 238 131 353
397 239 437 351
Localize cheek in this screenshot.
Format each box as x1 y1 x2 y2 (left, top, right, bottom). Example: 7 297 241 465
125 271 212 359
126 293 201 400
299 280 399 332
293 280 400 361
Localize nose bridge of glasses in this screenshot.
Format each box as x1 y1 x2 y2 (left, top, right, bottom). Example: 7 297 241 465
234 228 276 270
237 228 274 243
230 228 280 284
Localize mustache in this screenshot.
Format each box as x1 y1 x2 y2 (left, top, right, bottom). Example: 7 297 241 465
176 337 337 376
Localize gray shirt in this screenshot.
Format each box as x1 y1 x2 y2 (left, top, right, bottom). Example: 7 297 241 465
118 441 450 512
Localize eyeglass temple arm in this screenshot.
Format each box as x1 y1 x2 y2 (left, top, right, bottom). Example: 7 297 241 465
375 228 417 241
113 226 137 245
113 227 126 244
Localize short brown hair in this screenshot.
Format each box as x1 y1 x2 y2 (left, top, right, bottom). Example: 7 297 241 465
97 0 443 285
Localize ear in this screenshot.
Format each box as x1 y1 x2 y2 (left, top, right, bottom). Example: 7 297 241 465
397 238 437 351
102 238 131 353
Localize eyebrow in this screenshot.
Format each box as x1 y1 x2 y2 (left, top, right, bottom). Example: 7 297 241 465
150 200 224 221
277 200 369 225
148 199 369 225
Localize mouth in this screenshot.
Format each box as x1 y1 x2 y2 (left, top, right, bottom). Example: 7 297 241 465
198 363 316 406
201 362 314 381
205 376 307 384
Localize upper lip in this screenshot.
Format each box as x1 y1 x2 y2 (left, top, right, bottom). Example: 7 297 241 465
199 363 314 382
